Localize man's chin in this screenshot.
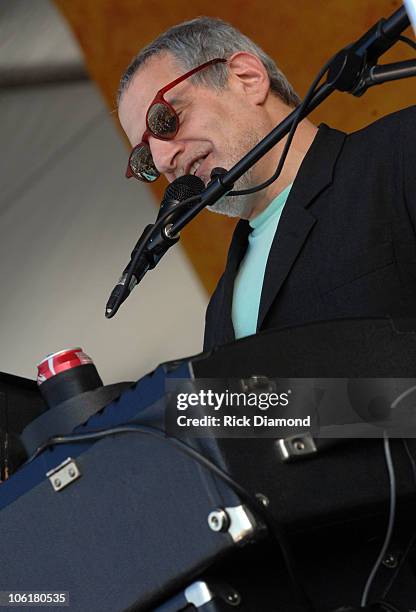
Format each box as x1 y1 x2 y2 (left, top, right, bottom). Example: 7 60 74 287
207 196 251 219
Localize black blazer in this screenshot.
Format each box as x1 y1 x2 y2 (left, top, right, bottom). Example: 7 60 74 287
204 105 416 351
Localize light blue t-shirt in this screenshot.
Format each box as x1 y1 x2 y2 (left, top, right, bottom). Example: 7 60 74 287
232 184 292 339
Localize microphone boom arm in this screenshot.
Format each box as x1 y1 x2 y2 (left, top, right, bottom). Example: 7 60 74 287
165 5 413 237
106 5 413 318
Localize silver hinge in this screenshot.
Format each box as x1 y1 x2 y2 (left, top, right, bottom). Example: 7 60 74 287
208 504 257 544
276 432 317 462
46 457 81 492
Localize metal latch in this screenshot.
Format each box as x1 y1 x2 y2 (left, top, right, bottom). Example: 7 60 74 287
184 580 241 608
46 457 81 492
276 432 317 462
185 581 215 607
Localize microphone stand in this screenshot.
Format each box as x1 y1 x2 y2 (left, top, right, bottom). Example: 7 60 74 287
146 6 413 254
108 5 415 318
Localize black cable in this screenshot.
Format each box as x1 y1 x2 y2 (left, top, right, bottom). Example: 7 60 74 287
402 439 416 486
227 52 338 197
398 34 416 51
28 423 316 612
375 600 404 612
227 30 416 199
378 439 416 600
361 434 396 607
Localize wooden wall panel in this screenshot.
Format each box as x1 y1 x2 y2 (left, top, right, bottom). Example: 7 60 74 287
54 0 415 293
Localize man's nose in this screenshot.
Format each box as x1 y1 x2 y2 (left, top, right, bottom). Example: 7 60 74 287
149 136 184 178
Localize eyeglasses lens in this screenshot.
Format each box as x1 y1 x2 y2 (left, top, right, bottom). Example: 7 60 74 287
130 145 160 182
147 102 178 138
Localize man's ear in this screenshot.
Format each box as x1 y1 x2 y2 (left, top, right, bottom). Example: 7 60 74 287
226 51 270 105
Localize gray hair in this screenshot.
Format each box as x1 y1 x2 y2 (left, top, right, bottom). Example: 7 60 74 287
118 16 301 107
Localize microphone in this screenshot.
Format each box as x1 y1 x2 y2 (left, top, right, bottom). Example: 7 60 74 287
156 174 205 221
105 174 205 318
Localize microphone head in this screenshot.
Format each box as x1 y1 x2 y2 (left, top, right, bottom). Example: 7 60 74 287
163 174 205 203
158 174 205 220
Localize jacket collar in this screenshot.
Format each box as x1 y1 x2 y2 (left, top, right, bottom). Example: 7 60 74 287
218 123 347 343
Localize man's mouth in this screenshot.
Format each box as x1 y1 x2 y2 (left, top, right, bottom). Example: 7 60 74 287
187 154 209 177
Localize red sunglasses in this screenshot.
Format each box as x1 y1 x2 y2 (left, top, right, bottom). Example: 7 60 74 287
126 58 227 183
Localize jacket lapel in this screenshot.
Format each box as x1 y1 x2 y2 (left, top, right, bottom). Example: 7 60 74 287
218 220 251 344
257 124 347 330
214 123 347 344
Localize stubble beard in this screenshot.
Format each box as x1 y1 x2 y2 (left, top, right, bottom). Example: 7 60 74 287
207 127 263 219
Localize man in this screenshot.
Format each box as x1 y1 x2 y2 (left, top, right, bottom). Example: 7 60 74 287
117 18 416 608
118 16 416 353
